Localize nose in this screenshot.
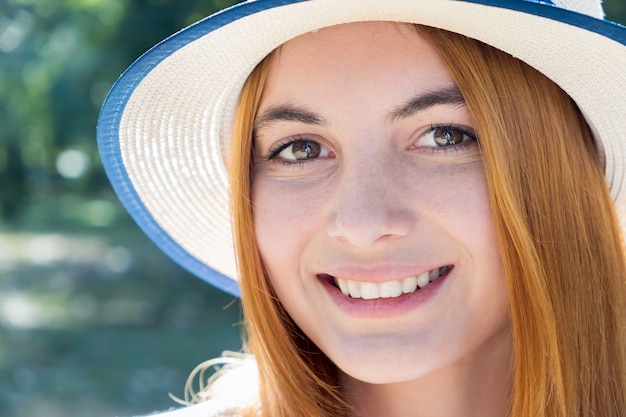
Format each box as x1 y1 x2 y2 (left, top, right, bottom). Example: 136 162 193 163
325 160 416 248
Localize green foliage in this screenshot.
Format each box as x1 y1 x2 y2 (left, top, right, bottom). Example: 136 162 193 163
605 0 626 24
0 0 242 222
1 2 243 416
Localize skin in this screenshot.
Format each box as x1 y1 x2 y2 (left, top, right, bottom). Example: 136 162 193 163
252 22 512 417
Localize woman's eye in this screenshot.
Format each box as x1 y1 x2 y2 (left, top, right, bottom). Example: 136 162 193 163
417 126 476 148
271 139 330 161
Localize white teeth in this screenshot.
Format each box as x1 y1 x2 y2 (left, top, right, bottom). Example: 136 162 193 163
334 266 450 300
347 280 361 298
380 280 403 298
416 271 430 288
360 282 379 300
402 276 418 294
337 278 350 296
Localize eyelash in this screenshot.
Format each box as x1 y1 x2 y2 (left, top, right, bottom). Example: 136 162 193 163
265 137 308 160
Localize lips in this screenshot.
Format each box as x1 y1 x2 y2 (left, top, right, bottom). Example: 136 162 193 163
329 266 452 300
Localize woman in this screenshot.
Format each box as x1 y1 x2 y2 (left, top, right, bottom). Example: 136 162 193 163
97 1 626 416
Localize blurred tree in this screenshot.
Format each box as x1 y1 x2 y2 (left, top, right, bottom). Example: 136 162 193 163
0 0 241 224
0 2 243 415
604 0 626 23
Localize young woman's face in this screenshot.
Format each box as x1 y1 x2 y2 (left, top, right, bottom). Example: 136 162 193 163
252 22 510 384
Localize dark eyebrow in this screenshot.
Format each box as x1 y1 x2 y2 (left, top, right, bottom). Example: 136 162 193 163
253 85 465 131
254 104 327 132
386 85 466 124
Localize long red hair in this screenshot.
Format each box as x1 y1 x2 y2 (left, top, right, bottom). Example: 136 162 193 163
225 26 626 417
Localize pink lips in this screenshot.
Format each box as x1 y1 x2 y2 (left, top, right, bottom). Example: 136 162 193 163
318 265 452 318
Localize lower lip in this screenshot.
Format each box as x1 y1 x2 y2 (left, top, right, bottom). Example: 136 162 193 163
319 270 450 319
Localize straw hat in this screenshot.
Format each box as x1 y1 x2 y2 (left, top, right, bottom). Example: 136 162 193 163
97 0 626 297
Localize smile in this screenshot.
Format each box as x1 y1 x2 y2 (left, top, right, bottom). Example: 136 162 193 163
332 266 452 300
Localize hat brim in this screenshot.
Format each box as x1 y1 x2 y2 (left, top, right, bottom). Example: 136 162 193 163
97 0 626 297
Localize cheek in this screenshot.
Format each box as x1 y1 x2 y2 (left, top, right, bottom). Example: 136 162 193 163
448 174 508 309
425 167 505 288
423 165 495 239
460 178 499 259
252 179 326 278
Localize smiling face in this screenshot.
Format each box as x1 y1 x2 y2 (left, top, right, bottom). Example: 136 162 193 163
252 22 510 384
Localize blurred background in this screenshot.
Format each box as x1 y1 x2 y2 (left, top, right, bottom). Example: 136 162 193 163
1 1 625 416
1 1 243 416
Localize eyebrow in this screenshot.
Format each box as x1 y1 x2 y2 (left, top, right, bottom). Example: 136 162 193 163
386 85 466 124
254 104 328 132
253 84 466 132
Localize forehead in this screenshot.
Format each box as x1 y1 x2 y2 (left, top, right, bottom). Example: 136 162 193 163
281 21 422 52
261 22 454 106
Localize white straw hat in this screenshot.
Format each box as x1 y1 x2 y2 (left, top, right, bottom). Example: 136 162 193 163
97 0 626 297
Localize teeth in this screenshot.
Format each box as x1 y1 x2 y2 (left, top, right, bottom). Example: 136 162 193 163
348 280 361 298
334 266 450 300
429 268 440 282
380 280 402 298
337 278 350 296
439 265 450 277
416 271 430 288
360 282 379 300
402 276 418 294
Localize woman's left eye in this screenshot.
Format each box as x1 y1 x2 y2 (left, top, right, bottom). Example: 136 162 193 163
417 126 477 148
268 138 331 162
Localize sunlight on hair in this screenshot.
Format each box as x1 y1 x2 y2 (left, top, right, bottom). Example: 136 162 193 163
171 351 259 410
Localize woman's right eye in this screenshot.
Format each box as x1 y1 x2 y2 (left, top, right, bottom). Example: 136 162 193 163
268 139 331 162
416 125 477 149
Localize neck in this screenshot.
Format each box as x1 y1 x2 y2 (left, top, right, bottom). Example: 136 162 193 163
340 328 513 417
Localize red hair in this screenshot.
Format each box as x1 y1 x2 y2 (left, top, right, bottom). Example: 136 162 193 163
223 27 626 417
